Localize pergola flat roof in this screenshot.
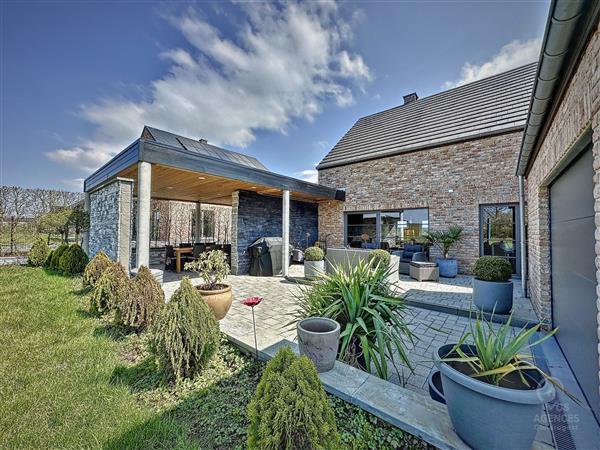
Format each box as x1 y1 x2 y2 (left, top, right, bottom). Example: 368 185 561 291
84 136 344 205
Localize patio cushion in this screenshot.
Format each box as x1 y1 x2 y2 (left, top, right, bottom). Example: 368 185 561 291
410 261 437 268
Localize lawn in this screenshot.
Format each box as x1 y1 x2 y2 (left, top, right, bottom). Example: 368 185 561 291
0 266 428 449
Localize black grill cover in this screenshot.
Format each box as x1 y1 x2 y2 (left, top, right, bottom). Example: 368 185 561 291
248 237 283 276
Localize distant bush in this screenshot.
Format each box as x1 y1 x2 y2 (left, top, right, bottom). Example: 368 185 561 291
304 246 324 262
368 249 391 269
473 256 512 282
119 266 164 330
83 251 111 289
58 244 89 275
28 237 50 267
247 346 340 450
151 277 219 380
50 244 68 270
90 262 129 314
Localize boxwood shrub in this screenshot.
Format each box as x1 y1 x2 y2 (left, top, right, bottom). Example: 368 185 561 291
151 277 219 380
59 244 89 275
304 246 324 262
247 346 340 450
368 249 391 268
28 237 50 267
50 244 69 270
473 256 512 282
83 251 111 289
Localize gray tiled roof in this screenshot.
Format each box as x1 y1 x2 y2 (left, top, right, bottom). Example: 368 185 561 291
144 126 268 171
317 62 537 169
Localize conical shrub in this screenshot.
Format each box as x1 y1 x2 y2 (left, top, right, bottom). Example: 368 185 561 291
50 244 68 270
151 277 219 380
90 262 129 314
119 266 164 330
247 347 341 450
83 251 111 289
28 237 50 267
59 244 89 275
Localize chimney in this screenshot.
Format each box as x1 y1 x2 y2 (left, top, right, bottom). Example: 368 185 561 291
403 92 418 105
199 138 208 144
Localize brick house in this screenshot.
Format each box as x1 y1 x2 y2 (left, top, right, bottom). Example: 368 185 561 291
318 63 537 276
516 1 600 425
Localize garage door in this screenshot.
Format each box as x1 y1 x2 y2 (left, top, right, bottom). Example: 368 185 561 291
550 147 599 423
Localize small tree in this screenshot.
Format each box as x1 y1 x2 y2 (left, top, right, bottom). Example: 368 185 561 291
83 251 112 289
37 208 72 244
151 277 219 380
91 262 129 314
247 346 341 450
423 225 464 259
69 205 89 245
184 250 230 290
119 266 164 330
28 236 50 267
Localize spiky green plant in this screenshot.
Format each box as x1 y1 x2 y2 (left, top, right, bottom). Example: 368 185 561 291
422 225 463 259
83 251 111 288
151 277 219 380
247 346 341 450
119 265 164 330
292 260 414 381
90 262 129 314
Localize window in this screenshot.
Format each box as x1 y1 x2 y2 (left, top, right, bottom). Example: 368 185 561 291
345 209 429 248
479 204 519 274
202 210 215 240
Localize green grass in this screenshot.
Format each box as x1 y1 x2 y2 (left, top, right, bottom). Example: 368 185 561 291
0 266 428 450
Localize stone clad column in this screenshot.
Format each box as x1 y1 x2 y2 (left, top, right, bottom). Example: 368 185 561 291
82 192 90 254
282 190 290 277
195 202 202 243
136 161 152 268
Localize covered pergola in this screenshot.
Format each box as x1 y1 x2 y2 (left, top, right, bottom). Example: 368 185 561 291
83 127 344 276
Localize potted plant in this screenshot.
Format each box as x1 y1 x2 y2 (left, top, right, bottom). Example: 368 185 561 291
297 317 341 372
423 225 463 277
433 315 567 450
472 256 513 314
303 246 325 280
184 250 232 320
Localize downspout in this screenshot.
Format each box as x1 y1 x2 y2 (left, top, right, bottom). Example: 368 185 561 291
518 175 527 297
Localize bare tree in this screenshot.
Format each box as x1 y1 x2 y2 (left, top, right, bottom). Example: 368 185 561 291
6 187 30 254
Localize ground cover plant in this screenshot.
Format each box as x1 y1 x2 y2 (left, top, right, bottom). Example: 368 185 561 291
0 265 431 449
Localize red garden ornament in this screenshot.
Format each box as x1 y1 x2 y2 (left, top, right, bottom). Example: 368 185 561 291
241 296 263 358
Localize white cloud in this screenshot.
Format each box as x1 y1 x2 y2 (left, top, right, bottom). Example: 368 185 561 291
62 178 85 190
47 2 371 176
443 38 541 89
295 169 319 183
314 140 329 150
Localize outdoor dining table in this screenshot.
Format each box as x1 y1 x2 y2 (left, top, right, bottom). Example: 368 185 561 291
174 247 193 273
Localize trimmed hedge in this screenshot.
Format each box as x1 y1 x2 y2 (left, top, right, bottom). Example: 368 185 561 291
59 245 89 275
90 262 130 315
28 237 50 267
368 249 391 269
247 346 341 450
119 266 164 330
83 251 111 289
473 256 512 282
304 246 324 262
151 277 219 380
50 244 68 270
44 250 54 268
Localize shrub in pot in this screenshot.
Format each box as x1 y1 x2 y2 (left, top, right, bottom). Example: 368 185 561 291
368 249 391 269
303 246 325 280
118 265 164 330
151 277 219 380
185 250 232 320
472 256 513 314
247 346 340 450
83 251 112 289
58 244 89 276
28 237 50 267
433 315 565 450
292 259 414 381
423 226 463 277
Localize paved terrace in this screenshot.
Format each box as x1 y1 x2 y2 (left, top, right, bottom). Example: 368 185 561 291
162 265 554 449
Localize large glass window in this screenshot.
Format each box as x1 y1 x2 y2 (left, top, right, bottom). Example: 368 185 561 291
480 204 519 274
345 209 429 248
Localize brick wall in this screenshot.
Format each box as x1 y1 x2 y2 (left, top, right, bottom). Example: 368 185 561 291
231 190 318 274
318 131 522 273
524 21 599 402
89 178 133 268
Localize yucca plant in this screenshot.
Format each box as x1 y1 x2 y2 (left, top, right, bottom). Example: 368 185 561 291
444 314 575 397
292 259 414 381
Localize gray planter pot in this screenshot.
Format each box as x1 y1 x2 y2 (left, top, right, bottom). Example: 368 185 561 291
434 344 555 450
473 278 513 314
304 260 325 279
297 317 340 372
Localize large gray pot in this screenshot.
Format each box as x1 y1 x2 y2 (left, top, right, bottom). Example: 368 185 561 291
297 317 340 372
434 344 555 450
304 260 325 280
472 278 513 314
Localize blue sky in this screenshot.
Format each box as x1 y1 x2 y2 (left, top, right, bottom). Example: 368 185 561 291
0 1 549 190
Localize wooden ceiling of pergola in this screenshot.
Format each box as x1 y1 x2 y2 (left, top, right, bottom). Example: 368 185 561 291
117 164 329 205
